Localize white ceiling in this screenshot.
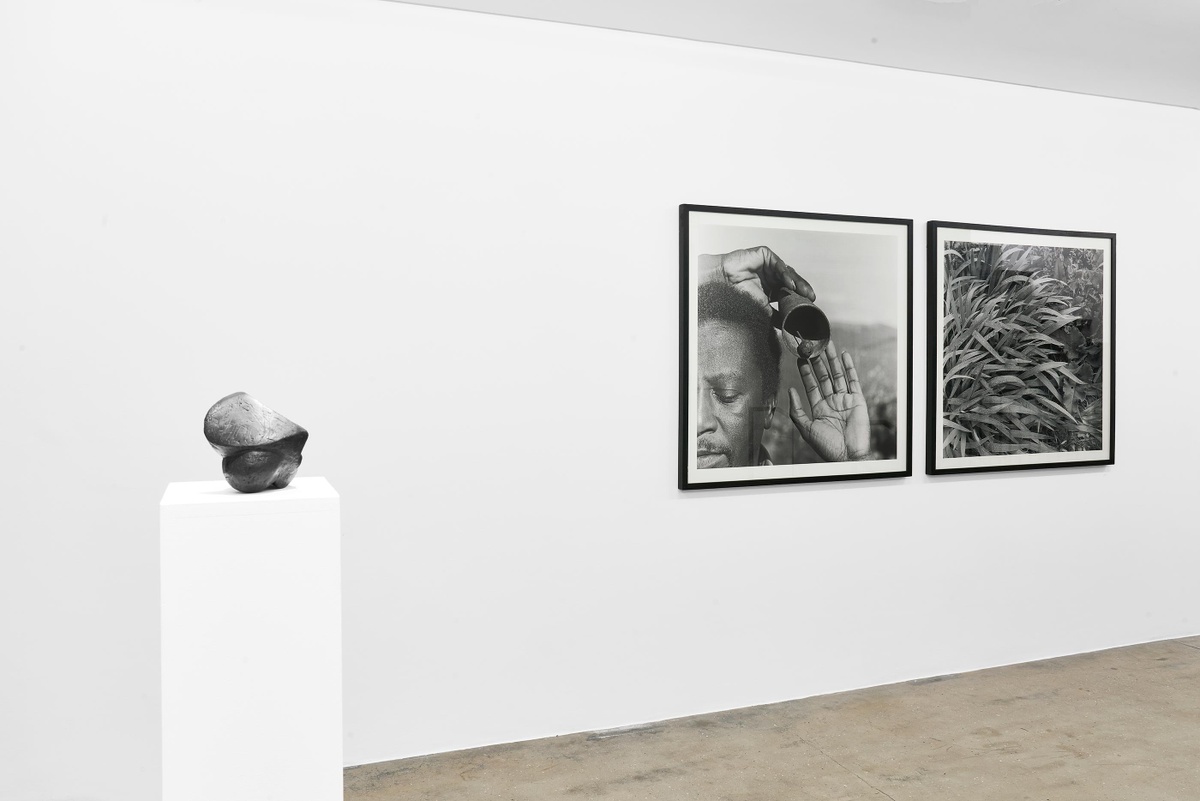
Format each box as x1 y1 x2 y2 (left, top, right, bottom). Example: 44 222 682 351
391 0 1200 110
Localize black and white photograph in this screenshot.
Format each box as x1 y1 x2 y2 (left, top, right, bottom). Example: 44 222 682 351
928 221 1115 475
679 205 912 490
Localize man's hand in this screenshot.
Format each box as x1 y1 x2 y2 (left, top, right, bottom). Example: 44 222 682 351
699 246 816 308
787 342 871 462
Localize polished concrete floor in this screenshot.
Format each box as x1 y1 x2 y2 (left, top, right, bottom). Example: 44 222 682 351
345 637 1200 800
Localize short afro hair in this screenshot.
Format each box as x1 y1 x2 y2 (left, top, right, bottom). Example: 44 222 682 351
697 280 782 401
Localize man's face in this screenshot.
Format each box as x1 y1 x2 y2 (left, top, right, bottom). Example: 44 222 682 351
697 321 768 468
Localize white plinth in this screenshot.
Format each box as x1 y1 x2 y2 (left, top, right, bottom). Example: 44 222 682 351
160 477 342 801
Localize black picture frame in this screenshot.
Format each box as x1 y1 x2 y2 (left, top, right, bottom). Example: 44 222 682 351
927 221 1116 476
679 204 913 490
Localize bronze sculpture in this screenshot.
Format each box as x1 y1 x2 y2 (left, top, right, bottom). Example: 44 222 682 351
203 392 309 493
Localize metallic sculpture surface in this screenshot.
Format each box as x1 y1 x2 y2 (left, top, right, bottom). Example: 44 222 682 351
203 392 309 493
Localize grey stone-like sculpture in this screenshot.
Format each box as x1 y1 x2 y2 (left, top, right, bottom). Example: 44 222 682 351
203 392 309 493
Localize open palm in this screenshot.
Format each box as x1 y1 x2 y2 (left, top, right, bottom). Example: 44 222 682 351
787 342 871 462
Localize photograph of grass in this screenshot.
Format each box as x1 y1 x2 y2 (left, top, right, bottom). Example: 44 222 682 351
927 221 1115 475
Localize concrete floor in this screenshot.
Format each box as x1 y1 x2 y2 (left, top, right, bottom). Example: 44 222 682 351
345 637 1200 800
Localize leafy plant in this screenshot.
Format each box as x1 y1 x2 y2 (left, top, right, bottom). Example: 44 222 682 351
941 243 1102 457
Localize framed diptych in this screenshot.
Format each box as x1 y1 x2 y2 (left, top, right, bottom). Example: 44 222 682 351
679 204 912 490
927 221 1115 475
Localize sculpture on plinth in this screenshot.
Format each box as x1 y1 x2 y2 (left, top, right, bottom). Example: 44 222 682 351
203 392 309 493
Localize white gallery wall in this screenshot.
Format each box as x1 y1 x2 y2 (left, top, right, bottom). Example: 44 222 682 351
2 1 1198 799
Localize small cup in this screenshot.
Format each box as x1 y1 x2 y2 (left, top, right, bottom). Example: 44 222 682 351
773 290 830 361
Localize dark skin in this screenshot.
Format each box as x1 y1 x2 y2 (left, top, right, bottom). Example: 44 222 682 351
700 247 871 463
697 321 768 468
698 246 816 307
790 341 870 462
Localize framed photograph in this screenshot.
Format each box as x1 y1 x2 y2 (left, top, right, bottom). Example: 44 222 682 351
679 204 912 490
928 221 1115 475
